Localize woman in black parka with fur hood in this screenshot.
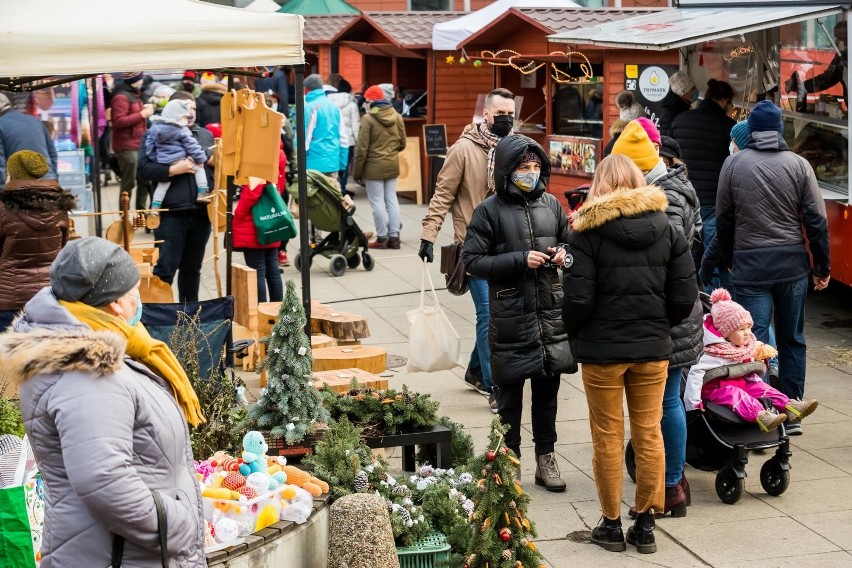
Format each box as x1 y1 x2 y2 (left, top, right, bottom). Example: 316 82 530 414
463 134 575 492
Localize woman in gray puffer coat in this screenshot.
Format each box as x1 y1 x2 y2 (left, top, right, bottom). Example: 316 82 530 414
1 237 205 568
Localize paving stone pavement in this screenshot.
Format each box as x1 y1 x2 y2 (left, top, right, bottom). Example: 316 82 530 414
105 181 852 567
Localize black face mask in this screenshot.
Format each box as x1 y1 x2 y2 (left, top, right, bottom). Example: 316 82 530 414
490 114 514 137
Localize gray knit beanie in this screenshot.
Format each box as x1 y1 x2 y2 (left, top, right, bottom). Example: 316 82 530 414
50 237 140 306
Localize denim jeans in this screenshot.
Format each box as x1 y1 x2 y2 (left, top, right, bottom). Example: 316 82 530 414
735 278 808 400
153 212 211 303
467 276 493 390
364 178 401 239
661 365 687 487
243 248 283 303
700 205 729 293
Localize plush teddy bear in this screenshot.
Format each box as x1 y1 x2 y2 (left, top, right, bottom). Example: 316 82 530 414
753 341 778 362
239 431 269 477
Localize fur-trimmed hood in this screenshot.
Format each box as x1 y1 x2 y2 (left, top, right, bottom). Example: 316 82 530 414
571 185 668 232
201 82 227 95
0 181 77 212
0 287 125 383
570 185 670 250
0 328 125 383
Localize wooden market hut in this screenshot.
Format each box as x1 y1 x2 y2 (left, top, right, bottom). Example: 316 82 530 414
331 11 468 202
455 7 679 206
302 15 360 78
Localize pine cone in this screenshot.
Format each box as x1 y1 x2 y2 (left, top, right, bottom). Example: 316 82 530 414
398 507 412 525
502 549 512 560
354 471 369 492
393 484 411 497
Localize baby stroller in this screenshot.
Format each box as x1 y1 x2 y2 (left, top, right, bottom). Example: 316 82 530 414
287 170 374 277
625 293 792 505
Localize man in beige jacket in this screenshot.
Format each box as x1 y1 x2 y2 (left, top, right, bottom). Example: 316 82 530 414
418 88 516 413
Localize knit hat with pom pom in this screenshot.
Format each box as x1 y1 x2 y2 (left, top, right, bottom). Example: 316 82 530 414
709 288 753 339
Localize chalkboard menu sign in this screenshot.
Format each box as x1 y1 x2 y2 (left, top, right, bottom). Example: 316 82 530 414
423 124 447 157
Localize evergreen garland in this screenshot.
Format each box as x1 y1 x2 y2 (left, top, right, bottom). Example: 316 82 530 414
321 383 439 435
239 280 329 443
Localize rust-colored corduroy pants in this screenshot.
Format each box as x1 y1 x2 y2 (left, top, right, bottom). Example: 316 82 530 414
582 360 667 519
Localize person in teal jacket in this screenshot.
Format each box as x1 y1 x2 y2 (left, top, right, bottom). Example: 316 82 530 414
301 74 345 177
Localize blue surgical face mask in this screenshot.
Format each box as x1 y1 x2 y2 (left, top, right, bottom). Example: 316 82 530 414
691 89 700 103
511 170 540 192
127 292 143 327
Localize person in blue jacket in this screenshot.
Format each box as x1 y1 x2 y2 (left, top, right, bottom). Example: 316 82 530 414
301 74 345 178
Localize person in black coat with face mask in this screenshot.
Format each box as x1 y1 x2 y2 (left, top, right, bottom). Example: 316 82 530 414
463 134 575 492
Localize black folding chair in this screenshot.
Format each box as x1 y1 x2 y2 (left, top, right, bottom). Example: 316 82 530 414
140 296 253 380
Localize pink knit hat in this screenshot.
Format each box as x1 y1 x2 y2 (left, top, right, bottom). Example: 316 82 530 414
709 288 753 338
634 117 661 145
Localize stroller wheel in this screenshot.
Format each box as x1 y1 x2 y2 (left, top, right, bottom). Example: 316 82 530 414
362 252 375 271
715 465 745 504
624 439 637 484
294 252 312 272
330 254 347 277
347 254 361 269
760 458 790 496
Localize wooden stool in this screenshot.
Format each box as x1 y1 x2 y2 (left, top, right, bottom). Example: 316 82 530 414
312 346 386 374
313 368 388 393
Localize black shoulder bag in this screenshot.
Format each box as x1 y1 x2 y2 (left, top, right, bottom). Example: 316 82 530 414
111 491 169 568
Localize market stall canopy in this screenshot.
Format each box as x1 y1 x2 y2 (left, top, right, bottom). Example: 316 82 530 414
432 0 581 51
548 4 844 51
278 0 358 15
244 0 282 12
0 0 305 78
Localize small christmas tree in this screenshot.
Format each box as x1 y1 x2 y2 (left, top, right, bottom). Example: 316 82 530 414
241 279 328 443
457 419 545 568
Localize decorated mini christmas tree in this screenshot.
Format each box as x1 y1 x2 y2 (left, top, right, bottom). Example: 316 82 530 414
241 279 328 443
456 419 545 568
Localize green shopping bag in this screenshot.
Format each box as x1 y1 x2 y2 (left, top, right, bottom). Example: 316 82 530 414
252 183 297 245
0 436 41 568
0 485 37 568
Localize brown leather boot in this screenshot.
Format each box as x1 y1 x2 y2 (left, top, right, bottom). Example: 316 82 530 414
679 475 691 506
629 483 686 518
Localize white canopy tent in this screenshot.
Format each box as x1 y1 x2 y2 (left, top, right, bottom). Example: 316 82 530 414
432 0 581 51
0 0 304 78
0 0 316 315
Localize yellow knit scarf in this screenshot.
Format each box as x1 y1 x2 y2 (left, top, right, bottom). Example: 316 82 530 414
59 300 206 427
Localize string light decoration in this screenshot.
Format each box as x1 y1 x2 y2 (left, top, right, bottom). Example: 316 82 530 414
476 49 595 84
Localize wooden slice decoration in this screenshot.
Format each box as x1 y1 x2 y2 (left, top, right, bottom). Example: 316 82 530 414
311 346 386 374
311 334 335 349
309 301 370 341
145 214 161 230
313 368 388 394
105 219 134 246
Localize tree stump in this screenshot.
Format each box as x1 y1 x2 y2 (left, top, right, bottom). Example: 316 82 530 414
312 346 387 374
328 493 400 568
310 301 370 341
313 368 388 393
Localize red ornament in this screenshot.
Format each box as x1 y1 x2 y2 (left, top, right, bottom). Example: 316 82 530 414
487 451 496 462
500 528 512 542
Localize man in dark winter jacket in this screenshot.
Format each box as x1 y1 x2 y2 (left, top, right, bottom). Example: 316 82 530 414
137 92 212 303
658 70 695 137
716 100 830 433
0 93 58 190
463 135 574 492
670 79 736 285
111 72 154 210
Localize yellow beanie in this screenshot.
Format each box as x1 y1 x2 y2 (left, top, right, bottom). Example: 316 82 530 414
7 150 49 180
611 121 659 173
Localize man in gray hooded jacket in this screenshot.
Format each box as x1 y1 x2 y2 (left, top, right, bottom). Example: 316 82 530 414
715 100 830 433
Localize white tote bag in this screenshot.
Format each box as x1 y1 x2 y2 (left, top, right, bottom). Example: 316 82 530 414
406 262 461 373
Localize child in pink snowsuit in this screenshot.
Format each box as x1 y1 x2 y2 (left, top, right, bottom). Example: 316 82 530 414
684 289 818 432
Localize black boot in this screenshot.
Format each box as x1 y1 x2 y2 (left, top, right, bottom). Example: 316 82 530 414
627 511 656 554
590 516 625 552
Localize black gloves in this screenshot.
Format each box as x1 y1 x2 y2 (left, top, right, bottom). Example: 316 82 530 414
418 240 434 263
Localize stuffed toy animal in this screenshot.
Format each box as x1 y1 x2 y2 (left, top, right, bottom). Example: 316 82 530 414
753 341 778 362
239 431 269 477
